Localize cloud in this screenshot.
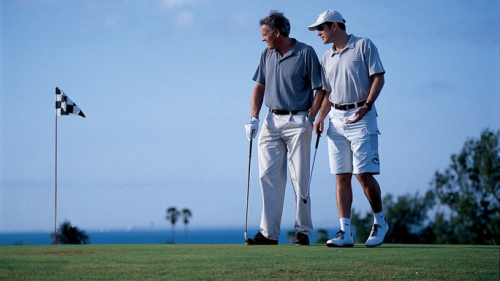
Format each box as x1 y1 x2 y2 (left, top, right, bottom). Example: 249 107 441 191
426 80 452 90
175 11 194 28
161 0 207 8
104 15 121 29
158 0 209 29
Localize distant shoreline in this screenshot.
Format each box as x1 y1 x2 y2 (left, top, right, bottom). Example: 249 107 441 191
0 228 340 246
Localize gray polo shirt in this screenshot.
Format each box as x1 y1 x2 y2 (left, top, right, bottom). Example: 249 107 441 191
322 35 385 104
253 39 322 111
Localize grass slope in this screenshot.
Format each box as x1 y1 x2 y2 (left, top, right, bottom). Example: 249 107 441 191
1 244 499 280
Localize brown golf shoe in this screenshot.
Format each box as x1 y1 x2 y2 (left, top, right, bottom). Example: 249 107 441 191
247 232 278 245
295 232 310 245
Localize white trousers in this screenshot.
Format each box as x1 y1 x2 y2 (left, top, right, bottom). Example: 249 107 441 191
258 111 313 240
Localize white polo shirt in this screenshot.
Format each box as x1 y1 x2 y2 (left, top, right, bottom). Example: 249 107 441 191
321 35 385 104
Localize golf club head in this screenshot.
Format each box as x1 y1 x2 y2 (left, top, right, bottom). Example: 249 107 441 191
244 238 255 245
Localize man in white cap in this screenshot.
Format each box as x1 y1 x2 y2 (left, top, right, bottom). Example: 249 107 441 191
308 10 389 247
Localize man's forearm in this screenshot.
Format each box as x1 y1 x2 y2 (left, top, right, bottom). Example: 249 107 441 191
366 74 385 105
309 89 326 118
317 91 332 122
251 83 265 119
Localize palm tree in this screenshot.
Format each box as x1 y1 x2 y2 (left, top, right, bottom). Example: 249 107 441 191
316 229 329 244
286 230 296 244
181 208 192 244
50 221 90 244
166 207 180 244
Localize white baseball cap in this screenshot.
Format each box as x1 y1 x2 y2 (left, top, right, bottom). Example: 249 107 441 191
308 10 345 31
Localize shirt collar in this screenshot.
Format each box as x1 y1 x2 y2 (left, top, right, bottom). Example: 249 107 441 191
331 34 354 56
272 38 297 59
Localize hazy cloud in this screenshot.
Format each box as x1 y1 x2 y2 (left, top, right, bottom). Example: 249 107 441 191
175 11 194 28
161 0 208 8
104 15 121 29
425 80 453 91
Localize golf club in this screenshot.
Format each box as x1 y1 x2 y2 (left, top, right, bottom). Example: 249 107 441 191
244 129 255 245
301 131 321 204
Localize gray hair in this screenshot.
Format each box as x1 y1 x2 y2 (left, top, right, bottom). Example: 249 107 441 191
259 10 291 37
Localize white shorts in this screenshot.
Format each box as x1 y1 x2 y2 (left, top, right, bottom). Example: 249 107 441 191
327 106 381 174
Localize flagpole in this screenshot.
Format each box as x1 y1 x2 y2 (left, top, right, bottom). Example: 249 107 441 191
53 87 85 245
54 112 58 245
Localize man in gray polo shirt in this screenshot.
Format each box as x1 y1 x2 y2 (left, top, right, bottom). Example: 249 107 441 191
244 10 323 245
309 10 389 247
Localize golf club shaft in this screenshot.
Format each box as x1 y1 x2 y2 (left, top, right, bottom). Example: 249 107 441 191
244 129 254 240
304 132 321 200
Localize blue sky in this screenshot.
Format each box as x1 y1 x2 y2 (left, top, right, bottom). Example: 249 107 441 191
1 0 499 234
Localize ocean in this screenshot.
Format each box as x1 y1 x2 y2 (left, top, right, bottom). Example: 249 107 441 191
0 228 339 246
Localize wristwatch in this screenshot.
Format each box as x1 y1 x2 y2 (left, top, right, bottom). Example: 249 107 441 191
364 102 373 111
307 115 315 122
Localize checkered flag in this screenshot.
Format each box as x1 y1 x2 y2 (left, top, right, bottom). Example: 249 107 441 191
55 87 85 118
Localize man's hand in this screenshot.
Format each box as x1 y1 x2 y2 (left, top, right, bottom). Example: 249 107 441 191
245 117 259 140
346 106 370 124
313 118 324 135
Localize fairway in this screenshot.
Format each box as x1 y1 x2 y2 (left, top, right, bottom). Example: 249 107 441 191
1 244 498 280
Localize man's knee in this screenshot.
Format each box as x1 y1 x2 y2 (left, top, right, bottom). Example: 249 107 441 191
356 173 374 183
336 173 352 185
356 174 381 194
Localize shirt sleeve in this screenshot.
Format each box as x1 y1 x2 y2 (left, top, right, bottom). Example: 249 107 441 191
321 54 332 92
307 47 323 90
252 49 267 84
364 39 385 76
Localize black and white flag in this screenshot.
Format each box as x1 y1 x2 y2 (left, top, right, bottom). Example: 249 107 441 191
55 87 85 118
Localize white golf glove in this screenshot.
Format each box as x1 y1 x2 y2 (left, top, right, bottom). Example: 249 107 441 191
245 117 259 141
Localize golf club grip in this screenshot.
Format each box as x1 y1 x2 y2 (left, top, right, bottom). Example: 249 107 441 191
314 133 321 149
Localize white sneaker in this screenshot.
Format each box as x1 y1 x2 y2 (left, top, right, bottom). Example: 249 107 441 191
326 230 354 247
365 223 389 247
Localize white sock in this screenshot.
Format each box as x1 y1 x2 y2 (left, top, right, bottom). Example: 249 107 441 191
373 211 386 225
340 218 351 235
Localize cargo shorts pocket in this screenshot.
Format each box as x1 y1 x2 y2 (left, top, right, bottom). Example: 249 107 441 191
364 125 380 150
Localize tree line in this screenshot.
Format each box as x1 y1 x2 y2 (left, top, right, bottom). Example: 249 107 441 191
50 207 193 245
351 129 499 245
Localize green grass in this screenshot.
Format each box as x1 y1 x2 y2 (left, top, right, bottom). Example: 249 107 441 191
0 244 498 280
